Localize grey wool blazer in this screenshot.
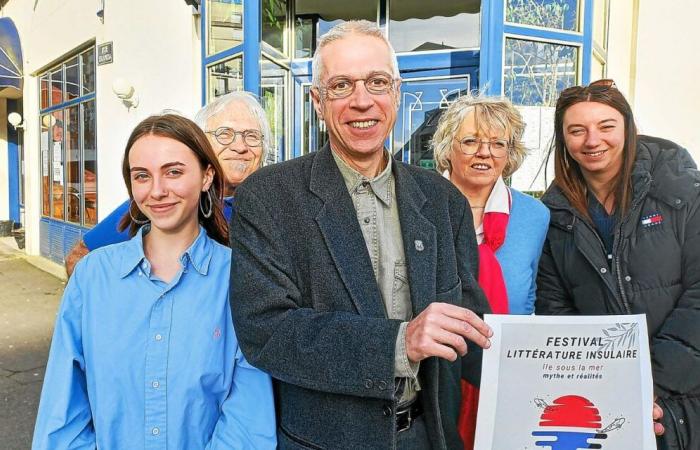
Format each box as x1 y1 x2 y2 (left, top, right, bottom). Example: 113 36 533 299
229 144 490 450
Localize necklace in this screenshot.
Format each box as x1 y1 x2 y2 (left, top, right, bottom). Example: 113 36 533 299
470 205 485 209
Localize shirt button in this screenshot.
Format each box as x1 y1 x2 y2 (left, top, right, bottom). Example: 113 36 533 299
152 427 160 435
383 405 393 416
675 199 682 205
364 217 370 224
694 182 700 187
624 275 631 282
600 268 607 274
679 418 685 425
364 379 373 389
155 334 163 341
152 381 160 388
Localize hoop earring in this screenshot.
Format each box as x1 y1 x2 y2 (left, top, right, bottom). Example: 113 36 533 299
129 201 149 225
200 189 213 219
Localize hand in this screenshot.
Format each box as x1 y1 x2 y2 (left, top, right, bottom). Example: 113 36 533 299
653 398 664 436
405 302 492 363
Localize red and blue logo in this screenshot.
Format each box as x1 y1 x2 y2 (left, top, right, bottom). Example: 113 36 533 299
532 395 608 449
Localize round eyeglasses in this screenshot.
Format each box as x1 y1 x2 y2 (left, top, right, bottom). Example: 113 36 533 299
454 136 510 158
206 127 263 147
319 72 396 100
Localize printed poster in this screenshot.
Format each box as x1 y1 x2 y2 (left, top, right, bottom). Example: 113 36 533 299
474 314 655 450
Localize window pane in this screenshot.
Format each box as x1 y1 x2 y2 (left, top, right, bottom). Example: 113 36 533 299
50 110 65 220
506 0 579 32
50 69 63 106
301 84 327 155
294 0 378 59
504 38 578 106
65 57 80 102
82 101 97 226
65 106 80 223
261 59 287 163
593 0 608 48
262 0 288 55
207 56 243 101
207 0 244 55
389 0 481 53
81 48 96 95
40 75 50 109
40 115 51 216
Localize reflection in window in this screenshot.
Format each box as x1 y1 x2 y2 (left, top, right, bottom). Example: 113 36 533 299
50 110 64 220
389 0 481 53
301 84 327 155
261 59 287 162
83 101 97 225
50 69 63 106
506 0 579 32
263 0 288 55
65 106 80 223
294 0 377 58
65 57 80 102
207 56 243 100
504 38 578 106
40 75 50 109
207 0 244 55
81 49 96 95
40 115 51 217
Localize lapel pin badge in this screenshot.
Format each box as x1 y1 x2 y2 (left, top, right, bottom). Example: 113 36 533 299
415 240 424 252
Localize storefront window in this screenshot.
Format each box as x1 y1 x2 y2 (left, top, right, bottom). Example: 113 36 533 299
389 0 481 53
207 0 244 55
263 0 289 55
301 84 327 155
83 101 97 225
294 0 378 59
40 74 49 109
207 55 243 100
261 59 288 162
39 47 97 227
504 38 578 106
506 0 579 32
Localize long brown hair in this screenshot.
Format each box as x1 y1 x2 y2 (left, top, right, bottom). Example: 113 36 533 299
551 79 638 219
118 113 229 246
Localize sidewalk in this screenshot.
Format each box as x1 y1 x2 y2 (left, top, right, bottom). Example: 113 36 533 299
0 237 65 449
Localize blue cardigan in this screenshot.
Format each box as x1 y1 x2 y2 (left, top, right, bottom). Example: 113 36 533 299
496 189 550 314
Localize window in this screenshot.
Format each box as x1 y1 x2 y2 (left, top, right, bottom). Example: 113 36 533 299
263 0 289 55
39 47 97 227
261 59 288 163
389 0 481 53
506 0 580 32
207 0 244 55
207 55 244 100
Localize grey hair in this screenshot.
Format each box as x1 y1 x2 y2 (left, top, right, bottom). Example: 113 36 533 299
432 93 527 178
311 20 400 88
194 91 272 166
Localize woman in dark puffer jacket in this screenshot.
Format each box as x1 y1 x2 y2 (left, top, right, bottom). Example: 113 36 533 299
536 79 700 450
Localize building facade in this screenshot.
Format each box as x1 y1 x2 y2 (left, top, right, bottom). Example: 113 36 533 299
0 0 696 264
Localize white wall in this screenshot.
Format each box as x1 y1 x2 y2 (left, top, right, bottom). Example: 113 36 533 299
0 99 7 219
1 0 202 254
632 0 700 159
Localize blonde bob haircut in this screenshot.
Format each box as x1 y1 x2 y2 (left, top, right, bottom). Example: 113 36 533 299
432 94 527 178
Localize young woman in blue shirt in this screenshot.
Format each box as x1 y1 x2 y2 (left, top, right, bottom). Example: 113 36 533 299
33 114 276 449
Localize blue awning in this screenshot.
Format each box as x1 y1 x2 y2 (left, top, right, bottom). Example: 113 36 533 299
0 17 23 95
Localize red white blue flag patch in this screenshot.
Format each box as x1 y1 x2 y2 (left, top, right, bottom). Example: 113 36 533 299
641 213 663 228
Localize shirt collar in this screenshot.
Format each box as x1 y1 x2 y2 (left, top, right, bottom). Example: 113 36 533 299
118 225 212 278
332 149 393 207
484 177 511 215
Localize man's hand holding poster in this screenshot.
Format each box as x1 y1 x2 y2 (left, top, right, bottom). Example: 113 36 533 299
474 314 656 449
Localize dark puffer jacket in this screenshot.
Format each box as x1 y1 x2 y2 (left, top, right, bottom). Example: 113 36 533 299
536 135 700 450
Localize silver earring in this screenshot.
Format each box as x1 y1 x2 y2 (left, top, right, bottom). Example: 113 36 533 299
129 201 149 225
200 189 213 218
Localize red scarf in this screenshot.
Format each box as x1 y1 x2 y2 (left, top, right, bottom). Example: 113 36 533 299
458 193 511 449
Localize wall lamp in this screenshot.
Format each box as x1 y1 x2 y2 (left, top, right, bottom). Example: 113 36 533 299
8 112 24 130
112 78 139 109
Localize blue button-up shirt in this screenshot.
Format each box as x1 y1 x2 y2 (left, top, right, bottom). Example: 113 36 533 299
33 226 276 449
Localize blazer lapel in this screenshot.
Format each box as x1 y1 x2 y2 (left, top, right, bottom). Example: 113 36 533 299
310 145 386 318
393 160 437 316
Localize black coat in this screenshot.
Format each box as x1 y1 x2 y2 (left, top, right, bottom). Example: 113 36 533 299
536 135 700 449
229 145 489 449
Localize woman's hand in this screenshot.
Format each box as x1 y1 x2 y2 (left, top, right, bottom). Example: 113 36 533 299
653 399 664 436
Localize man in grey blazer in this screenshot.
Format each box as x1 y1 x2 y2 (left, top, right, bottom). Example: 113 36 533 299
230 20 492 449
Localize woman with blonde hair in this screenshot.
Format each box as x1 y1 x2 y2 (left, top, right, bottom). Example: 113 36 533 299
432 93 549 448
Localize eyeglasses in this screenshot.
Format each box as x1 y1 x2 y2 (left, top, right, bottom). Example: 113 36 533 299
454 136 510 158
318 71 396 100
206 127 263 147
560 78 617 97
